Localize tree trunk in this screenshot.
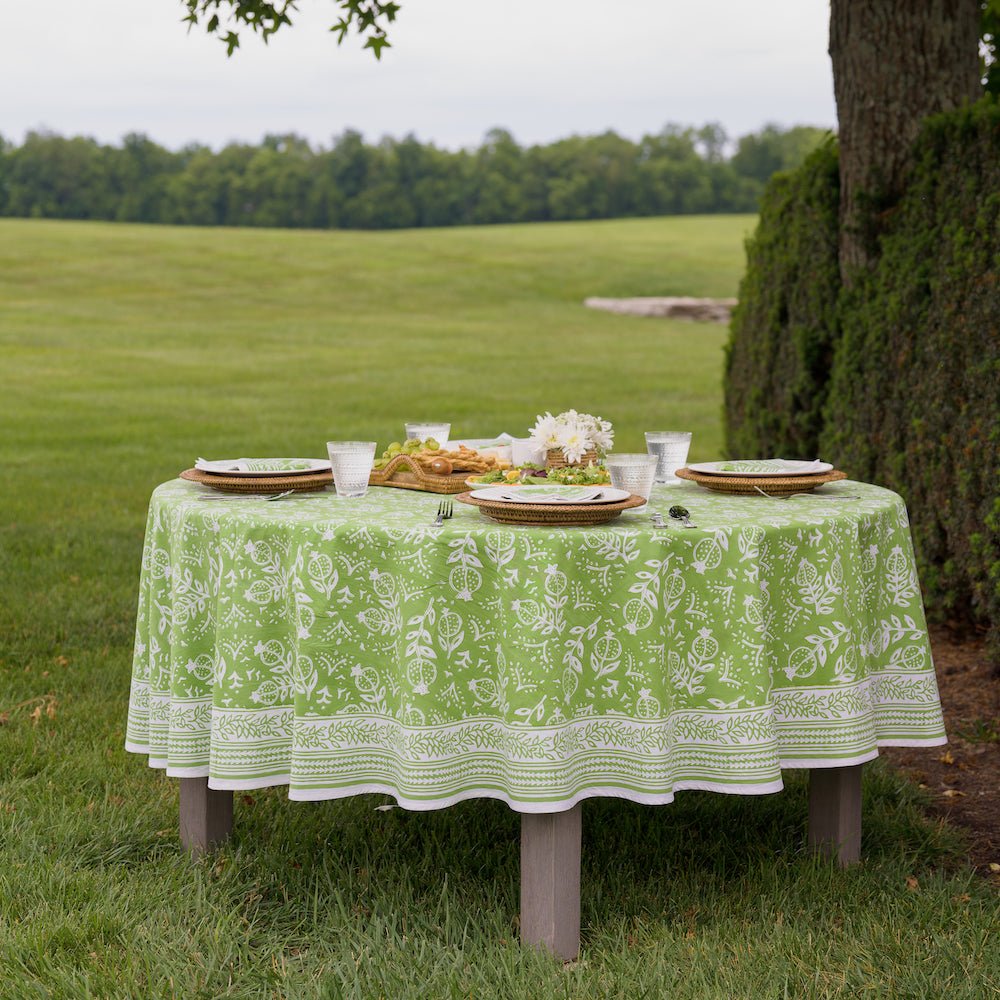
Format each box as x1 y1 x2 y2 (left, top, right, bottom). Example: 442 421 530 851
829 0 982 279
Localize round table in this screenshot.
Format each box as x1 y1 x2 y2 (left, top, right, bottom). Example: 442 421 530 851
125 478 946 957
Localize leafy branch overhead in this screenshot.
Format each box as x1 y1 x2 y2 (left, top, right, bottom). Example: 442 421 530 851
181 0 400 57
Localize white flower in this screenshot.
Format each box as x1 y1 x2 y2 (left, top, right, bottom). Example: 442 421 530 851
591 422 614 451
529 412 562 450
557 424 586 463
527 409 614 461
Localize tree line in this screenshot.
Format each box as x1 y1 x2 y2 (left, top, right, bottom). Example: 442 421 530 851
0 123 826 230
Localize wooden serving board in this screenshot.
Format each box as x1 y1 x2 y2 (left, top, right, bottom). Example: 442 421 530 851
368 453 471 494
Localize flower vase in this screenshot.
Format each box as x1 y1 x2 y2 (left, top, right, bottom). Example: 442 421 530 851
546 448 598 469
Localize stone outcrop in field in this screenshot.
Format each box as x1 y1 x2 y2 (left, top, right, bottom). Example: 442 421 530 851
584 297 737 323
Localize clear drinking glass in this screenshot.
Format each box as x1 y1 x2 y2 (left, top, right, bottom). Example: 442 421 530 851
404 422 451 446
645 431 692 484
326 441 376 498
604 453 658 499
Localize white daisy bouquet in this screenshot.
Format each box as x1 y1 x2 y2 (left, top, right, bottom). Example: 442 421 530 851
528 410 614 465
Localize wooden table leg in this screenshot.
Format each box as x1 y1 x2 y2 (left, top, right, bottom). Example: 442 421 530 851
180 777 233 856
808 765 862 866
520 805 582 961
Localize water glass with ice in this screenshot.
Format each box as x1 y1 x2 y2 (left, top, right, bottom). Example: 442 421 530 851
326 441 376 498
645 431 692 484
604 453 658 499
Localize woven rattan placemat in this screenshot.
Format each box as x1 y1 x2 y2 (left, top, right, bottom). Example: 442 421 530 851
675 467 847 496
456 491 645 526
180 468 332 494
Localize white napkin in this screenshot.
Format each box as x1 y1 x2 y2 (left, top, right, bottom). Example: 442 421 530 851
195 458 316 473
719 458 827 474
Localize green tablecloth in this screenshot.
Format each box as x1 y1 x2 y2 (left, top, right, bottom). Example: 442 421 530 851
126 480 945 810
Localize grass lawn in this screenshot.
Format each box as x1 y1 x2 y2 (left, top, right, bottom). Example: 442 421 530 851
1 215 997 998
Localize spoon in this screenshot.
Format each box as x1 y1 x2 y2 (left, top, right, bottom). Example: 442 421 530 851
669 504 697 528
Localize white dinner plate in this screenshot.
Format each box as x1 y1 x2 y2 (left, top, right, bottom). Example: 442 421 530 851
688 459 833 478
195 458 332 477
470 485 629 505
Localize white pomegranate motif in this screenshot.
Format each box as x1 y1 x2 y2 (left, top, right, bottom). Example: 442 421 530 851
468 677 499 706
622 598 653 635
439 610 463 644
373 571 397 601
401 706 425 726
743 594 763 627
544 567 568 597
860 544 878 575
186 654 213 682
250 679 279 706
254 639 287 667
513 598 542 628
449 565 482 601
291 654 317 696
406 658 437 692
635 688 660 719
353 666 381 693
307 552 334 584
785 645 818 680
692 537 723 575
691 629 718 661
561 667 579 703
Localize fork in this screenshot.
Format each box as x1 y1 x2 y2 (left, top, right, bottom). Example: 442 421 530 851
431 499 454 527
197 490 298 502
752 486 861 500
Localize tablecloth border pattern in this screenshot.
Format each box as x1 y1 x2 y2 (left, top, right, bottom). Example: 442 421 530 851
125 671 945 809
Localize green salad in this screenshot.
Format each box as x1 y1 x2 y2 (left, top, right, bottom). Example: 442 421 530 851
469 464 610 487
543 465 611 486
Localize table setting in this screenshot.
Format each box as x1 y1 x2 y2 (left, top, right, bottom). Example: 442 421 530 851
125 410 947 960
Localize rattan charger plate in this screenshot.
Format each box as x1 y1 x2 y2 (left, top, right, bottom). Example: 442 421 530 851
675 467 847 496
457 490 646 527
180 468 332 494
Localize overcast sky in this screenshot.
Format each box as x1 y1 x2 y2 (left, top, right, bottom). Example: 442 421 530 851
0 1 835 151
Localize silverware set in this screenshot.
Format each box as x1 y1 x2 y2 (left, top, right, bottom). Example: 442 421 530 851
432 500 454 527
650 505 698 529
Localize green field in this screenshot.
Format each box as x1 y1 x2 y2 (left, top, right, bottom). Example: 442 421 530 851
1 216 997 998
